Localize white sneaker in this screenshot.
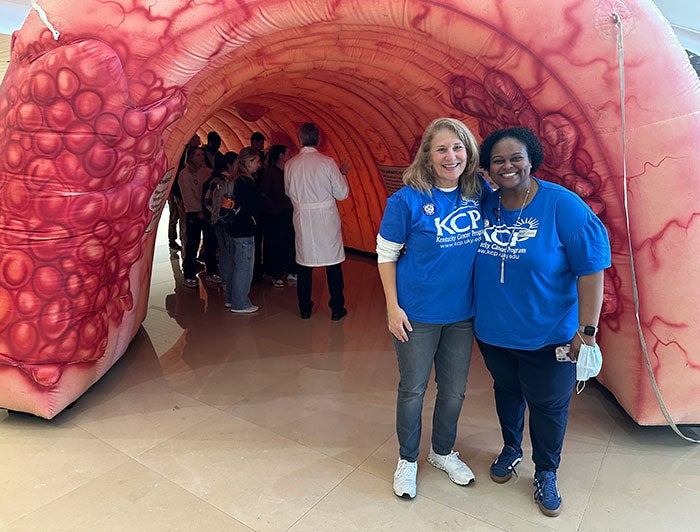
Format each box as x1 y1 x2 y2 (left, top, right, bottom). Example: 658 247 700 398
286 273 298 282
427 448 475 485
230 305 259 314
393 458 417 498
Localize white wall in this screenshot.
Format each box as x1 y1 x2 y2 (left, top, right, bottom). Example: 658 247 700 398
653 0 700 53
0 0 31 35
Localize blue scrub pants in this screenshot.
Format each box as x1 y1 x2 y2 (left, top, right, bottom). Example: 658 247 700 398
476 339 576 474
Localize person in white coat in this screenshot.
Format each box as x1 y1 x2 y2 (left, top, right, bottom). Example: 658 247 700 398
284 122 350 320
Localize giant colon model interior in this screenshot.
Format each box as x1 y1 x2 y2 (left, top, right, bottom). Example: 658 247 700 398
0 0 698 422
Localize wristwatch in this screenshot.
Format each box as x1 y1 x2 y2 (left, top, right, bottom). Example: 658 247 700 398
579 325 598 336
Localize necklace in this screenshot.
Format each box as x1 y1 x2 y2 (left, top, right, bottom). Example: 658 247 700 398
434 185 460 209
497 185 531 284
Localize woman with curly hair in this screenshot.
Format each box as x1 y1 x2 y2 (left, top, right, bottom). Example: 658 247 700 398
474 127 610 517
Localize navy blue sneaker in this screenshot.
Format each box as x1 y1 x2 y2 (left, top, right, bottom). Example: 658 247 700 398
533 470 562 517
490 445 523 483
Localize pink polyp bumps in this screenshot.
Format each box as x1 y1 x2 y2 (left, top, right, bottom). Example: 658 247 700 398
0 36 185 386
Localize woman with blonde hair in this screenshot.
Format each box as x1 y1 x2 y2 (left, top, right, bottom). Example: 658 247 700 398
377 118 490 498
226 147 264 313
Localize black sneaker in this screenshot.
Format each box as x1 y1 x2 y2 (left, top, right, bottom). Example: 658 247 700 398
490 445 523 483
331 308 348 321
533 470 562 517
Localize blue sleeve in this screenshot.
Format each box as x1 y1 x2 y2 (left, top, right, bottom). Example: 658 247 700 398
478 174 493 202
556 194 611 276
379 189 411 244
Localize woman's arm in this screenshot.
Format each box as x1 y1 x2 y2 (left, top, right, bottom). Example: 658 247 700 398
569 270 605 360
378 261 412 342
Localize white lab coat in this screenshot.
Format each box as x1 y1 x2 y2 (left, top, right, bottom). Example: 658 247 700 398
284 147 349 267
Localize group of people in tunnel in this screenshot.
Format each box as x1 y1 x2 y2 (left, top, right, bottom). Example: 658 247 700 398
168 123 351 319
167 115 609 518
377 118 610 518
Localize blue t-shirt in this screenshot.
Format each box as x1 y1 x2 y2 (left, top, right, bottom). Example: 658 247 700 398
474 178 611 349
379 179 489 324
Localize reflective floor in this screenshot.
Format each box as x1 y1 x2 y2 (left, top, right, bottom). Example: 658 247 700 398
2 211 699 532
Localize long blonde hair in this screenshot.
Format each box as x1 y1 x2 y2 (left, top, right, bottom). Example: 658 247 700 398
403 118 481 198
231 147 259 181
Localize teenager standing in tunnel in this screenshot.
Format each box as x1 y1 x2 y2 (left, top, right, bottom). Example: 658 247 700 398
376 118 490 499
203 130 226 171
179 145 219 288
169 133 201 252
260 144 297 287
203 151 239 309
285 122 350 320
227 147 265 313
249 131 267 283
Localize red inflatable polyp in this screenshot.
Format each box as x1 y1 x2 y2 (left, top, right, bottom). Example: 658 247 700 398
0 29 185 416
0 0 698 423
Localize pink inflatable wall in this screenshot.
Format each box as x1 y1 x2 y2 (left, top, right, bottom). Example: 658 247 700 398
0 0 699 422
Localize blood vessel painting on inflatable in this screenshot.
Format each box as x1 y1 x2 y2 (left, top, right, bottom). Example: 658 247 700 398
0 0 698 423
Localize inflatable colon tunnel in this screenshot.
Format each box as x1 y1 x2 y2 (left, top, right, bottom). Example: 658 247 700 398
1 0 699 423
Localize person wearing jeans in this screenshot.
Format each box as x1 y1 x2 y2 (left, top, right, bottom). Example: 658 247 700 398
377 118 490 499
394 320 474 461
226 147 263 313
204 152 239 308
230 236 256 310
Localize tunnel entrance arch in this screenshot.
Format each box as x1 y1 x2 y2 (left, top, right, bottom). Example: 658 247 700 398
1 0 699 424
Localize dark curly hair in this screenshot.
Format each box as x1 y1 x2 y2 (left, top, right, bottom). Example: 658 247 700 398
479 127 544 173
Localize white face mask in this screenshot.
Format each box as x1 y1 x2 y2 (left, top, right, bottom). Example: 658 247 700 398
576 343 602 394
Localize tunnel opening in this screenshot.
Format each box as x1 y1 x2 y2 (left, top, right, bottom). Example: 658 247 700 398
1 0 699 424
165 9 611 256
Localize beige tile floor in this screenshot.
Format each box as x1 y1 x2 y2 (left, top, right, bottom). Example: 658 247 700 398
2 211 700 532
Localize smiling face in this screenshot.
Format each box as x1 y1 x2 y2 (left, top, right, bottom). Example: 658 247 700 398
488 137 532 193
429 128 467 188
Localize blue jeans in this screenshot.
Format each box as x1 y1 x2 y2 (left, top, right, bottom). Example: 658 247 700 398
476 339 576 474
232 236 255 310
394 319 474 462
215 226 235 306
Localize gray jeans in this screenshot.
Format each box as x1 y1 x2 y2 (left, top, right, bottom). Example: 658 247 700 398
393 319 474 462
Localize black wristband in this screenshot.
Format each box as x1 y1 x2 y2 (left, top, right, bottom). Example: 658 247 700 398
579 325 598 336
